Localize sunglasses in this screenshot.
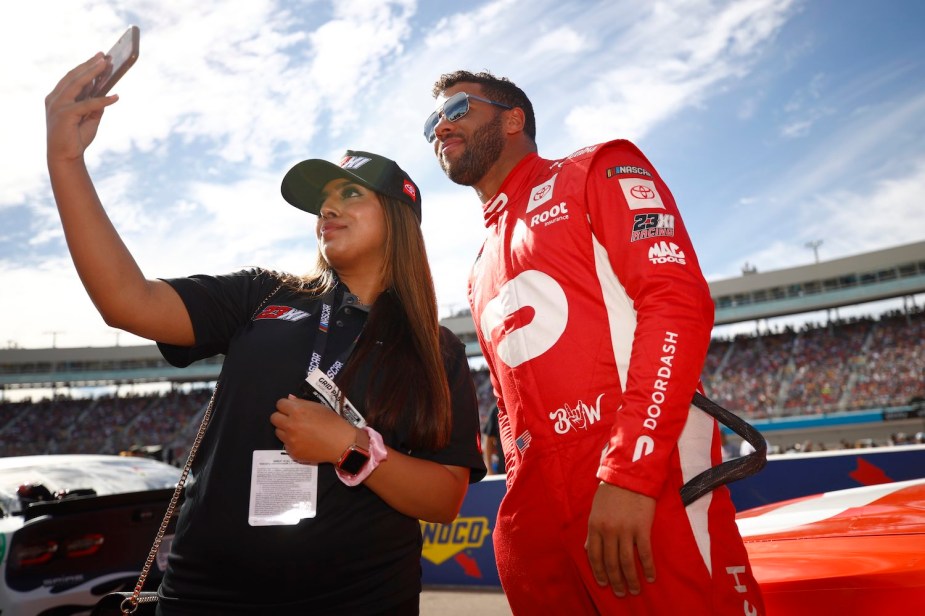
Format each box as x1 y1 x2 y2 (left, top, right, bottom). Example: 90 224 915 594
423 92 513 143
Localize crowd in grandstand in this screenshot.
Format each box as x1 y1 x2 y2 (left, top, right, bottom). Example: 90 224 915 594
702 308 923 419
1 307 922 461
0 388 212 462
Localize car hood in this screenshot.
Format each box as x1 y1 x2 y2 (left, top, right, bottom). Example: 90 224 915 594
0 455 180 516
736 477 925 541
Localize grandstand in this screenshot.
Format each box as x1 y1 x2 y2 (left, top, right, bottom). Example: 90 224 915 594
2 241 923 460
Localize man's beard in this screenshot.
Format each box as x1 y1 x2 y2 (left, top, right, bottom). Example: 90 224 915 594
439 113 505 187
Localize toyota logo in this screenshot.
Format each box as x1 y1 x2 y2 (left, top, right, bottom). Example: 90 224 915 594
630 185 655 199
533 185 552 201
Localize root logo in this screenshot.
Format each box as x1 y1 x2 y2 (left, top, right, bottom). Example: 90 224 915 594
420 516 492 574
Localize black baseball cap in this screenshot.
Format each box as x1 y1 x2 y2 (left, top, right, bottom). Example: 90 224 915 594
281 150 422 222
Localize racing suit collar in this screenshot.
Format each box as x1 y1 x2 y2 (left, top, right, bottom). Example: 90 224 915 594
481 153 545 227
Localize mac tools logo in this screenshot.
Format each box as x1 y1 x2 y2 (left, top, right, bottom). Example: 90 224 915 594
648 241 686 265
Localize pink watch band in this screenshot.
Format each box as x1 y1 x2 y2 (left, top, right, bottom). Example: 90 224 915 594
336 427 388 486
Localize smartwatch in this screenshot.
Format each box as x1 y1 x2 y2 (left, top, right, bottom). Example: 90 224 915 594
336 441 370 476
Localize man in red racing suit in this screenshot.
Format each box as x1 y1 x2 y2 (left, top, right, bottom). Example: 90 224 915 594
428 71 765 615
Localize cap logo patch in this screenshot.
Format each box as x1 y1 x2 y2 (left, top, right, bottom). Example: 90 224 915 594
403 179 417 200
340 155 372 170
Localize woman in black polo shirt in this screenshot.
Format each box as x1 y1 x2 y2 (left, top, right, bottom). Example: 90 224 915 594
46 55 485 615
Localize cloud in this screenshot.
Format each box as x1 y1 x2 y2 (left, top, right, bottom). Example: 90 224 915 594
711 154 925 278
4 0 869 350
783 72 826 112
0 258 144 349
779 118 812 138
702 74 925 282
775 90 925 204
777 73 836 138
802 158 925 257
563 0 797 145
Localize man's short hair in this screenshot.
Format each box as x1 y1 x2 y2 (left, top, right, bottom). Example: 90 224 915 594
432 70 536 142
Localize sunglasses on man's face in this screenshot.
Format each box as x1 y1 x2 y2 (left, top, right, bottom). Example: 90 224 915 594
424 91 513 143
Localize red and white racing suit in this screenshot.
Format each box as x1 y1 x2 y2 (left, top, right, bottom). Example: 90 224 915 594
468 140 764 615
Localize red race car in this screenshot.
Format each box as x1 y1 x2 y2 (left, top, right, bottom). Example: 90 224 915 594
737 478 925 615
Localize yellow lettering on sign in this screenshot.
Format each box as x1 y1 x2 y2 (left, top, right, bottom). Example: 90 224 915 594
420 516 492 565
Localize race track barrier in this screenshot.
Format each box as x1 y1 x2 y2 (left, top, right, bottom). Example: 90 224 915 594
421 444 925 587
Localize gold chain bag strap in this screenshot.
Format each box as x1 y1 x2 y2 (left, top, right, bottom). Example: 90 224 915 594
92 281 284 615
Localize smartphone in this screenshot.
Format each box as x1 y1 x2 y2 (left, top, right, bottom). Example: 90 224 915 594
77 25 140 101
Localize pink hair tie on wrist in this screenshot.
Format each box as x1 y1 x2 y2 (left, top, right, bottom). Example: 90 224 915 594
336 427 388 486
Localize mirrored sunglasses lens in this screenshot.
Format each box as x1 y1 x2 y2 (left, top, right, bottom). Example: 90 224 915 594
423 93 471 142
445 94 470 122
424 112 440 142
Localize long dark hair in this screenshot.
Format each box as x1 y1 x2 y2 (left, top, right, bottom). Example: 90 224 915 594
280 195 452 450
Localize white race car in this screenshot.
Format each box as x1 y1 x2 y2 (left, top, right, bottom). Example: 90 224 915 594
0 455 182 616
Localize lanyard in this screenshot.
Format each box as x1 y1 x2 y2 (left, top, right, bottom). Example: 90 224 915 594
305 283 364 380
298 283 369 426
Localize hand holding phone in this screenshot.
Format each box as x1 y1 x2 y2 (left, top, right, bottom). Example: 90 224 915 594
77 25 140 101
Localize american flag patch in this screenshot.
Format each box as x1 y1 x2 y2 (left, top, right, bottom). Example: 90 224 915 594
515 430 532 453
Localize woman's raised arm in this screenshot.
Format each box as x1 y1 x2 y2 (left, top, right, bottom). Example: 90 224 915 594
45 54 194 346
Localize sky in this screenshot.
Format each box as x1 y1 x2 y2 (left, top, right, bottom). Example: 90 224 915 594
2 0 924 350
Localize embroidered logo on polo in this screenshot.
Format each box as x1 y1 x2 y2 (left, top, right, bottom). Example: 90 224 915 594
619 178 665 210
339 155 371 170
254 305 311 322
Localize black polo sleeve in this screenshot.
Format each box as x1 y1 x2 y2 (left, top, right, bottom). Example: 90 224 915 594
411 327 487 483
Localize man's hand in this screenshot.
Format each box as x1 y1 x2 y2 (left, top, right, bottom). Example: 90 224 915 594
584 482 657 597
